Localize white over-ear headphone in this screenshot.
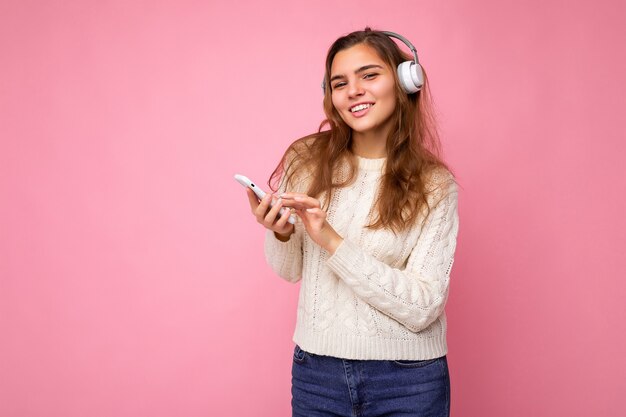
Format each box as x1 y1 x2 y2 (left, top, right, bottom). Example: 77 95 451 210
321 31 424 95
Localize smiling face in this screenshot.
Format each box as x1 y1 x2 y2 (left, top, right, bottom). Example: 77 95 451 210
330 43 398 140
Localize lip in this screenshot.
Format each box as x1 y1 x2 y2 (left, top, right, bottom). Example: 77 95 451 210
349 102 375 118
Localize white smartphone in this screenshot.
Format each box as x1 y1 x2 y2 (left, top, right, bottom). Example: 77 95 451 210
234 174 296 224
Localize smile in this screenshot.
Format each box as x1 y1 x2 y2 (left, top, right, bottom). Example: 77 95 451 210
349 103 374 118
350 103 373 112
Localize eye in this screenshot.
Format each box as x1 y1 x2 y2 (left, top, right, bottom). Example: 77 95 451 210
332 73 378 90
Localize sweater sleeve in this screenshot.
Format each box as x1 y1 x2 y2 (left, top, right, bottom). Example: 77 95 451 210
264 224 304 284
325 178 459 333
262 152 306 284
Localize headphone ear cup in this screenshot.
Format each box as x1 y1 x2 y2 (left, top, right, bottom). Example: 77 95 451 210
397 61 424 93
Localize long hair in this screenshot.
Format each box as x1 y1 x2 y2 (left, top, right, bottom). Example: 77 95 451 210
269 27 455 234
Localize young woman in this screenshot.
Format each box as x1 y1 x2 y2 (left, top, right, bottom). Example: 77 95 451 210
245 27 458 417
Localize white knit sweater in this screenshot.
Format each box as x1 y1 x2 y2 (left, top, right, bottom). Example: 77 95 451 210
264 155 459 360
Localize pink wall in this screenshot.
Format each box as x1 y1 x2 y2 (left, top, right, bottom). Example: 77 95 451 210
1 0 624 416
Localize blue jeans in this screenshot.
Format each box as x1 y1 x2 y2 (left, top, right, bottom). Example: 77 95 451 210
292 344 450 417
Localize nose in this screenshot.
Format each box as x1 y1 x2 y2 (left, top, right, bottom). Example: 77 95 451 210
347 79 365 98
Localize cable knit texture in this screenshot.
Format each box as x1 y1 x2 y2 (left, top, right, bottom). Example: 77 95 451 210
264 154 459 360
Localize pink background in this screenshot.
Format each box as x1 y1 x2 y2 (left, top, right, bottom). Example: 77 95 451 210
1 0 625 416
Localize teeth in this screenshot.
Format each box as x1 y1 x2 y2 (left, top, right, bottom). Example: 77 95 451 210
350 103 372 112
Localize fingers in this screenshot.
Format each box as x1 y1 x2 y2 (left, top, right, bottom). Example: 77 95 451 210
305 208 324 216
279 193 321 210
251 192 288 225
296 207 325 222
245 188 294 234
254 193 273 220
274 202 294 228
263 196 286 225
245 188 260 210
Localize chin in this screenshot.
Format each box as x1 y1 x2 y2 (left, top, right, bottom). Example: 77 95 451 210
349 122 377 133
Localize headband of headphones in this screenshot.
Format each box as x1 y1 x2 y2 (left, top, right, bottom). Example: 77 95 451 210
321 30 424 95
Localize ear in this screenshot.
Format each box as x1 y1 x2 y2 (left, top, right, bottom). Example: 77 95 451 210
397 61 423 94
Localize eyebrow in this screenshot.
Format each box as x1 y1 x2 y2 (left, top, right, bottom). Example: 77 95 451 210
329 64 384 83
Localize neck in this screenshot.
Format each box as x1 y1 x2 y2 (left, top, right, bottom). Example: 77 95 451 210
350 117 393 158
351 131 387 159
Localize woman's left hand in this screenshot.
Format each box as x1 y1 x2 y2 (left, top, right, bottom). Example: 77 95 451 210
279 192 343 255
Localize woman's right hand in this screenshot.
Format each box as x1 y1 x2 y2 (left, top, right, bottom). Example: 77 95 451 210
245 187 295 238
